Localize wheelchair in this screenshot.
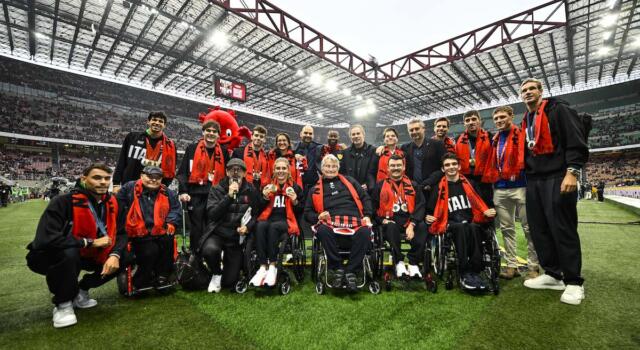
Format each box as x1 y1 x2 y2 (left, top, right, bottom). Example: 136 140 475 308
378 224 437 293
426 223 501 295
116 235 179 297
310 225 383 295
234 232 306 295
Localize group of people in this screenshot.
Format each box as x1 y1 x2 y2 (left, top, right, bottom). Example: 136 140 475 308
27 77 589 329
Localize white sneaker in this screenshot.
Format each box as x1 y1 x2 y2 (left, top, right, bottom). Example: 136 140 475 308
73 289 97 309
523 274 566 290
395 261 408 278
560 285 585 305
249 267 267 287
408 264 422 278
207 274 222 293
264 266 278 287
52 301 77 328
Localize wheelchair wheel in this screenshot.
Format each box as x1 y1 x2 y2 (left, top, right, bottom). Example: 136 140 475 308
292 236 306 283
310 239 319 283
279 275 292 295
368 281 381 294
117 264 137 297
235 279 248 294
315 281 325 295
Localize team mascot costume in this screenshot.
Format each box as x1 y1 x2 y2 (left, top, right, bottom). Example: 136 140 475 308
198 107 252 152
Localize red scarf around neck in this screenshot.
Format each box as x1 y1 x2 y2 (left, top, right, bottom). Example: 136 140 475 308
482 125 525 183
455 129 491 176
429 175 490 235
268 148 304 187
257 179 300 236
145 133 176 179
188 140 225 186
376 176 416 227
521 99 554 156
312 174 363 219
71 192 118 264
376 146 404 182
243 143 268 189
125 180 170 238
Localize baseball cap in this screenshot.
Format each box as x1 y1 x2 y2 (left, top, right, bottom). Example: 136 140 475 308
142 166 163 176
226 158 247 171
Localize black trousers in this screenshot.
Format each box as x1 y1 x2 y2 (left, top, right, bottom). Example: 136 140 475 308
383 222 428 265
315 224 370 273
597 190 604 202
255 221 288 265
201 234 243 288
131 236 174 288
187 193 208 250
27 248 132 305
526 176 583 285
449 222 483 274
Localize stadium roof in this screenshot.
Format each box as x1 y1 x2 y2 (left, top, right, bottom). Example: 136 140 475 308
1 0 639 126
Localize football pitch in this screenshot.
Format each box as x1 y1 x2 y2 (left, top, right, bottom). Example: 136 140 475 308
0 199 638 349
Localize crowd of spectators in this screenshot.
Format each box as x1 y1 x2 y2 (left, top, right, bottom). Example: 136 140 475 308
585 152 640 186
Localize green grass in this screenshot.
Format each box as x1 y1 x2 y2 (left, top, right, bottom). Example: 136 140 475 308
1 200 639 349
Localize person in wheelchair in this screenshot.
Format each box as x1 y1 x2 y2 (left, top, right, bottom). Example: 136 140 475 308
372 155 428 278
203 158 261 293
304 154 374 292
426 153 496 291
250 157 304 287
116 166 182 292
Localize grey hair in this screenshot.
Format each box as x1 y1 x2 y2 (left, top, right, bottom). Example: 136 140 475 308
321 154 340 169
407 118 425 128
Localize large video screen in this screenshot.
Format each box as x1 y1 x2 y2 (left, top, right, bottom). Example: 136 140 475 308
214 78 246 102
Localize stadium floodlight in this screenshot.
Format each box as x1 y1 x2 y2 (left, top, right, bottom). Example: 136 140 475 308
209 31 229 48
316 112 323 118
366 98 374 105
607 0 619 9
634 38 640 48
602 31 612 40
305 109 311 115
598 46 612 56
296 69 305 77
600 13 618 27
341 88 351 96
34 32 48 40
179 21 190 29
325 80 338 92
309 73 323 86
356 94 363 101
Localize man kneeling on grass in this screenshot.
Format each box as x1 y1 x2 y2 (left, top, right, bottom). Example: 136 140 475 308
26 163 131 328
426 153 496 292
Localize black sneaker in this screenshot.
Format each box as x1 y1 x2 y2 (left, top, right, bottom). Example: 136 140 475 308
460 273 478 290
472 274 487 290
345 273 358 292
328 269 344 288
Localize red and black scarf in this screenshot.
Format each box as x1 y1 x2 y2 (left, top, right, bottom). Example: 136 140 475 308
243 143 268 189
434 136 456 153
429 175 490 235
482 125 525 183
268 148 305 188
125 180 170 238
257 179 300 236
188 140 225 186
456 129 491 176
376 146 404 182
376 176 416 227
71 192 118 264
145 134 176 179
521 99 554 156
312 174 364 228
319 144 343 161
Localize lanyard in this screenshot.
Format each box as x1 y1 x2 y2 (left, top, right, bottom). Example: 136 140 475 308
87 200 107 237
497 132 508 173
526 111 536 143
